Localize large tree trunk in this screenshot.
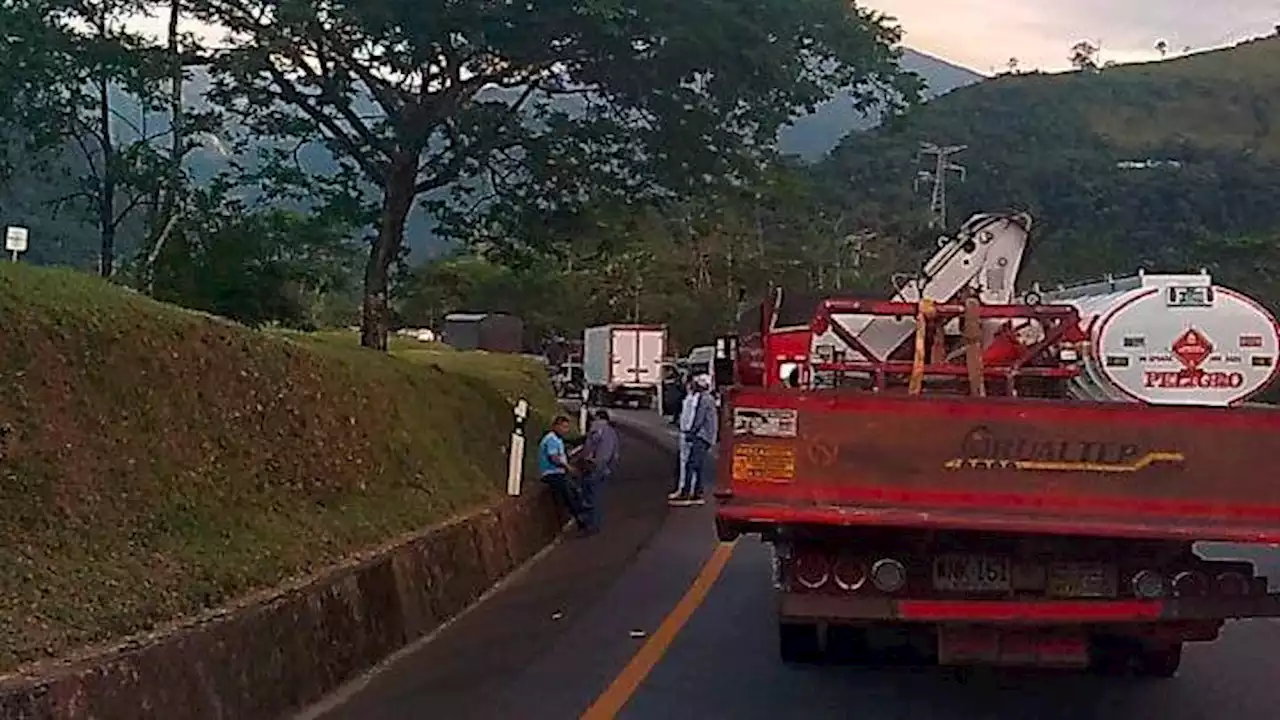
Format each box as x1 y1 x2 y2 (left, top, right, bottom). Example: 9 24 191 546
360 156 417 350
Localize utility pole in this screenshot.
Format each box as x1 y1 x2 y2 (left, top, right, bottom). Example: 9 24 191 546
914 143 967 229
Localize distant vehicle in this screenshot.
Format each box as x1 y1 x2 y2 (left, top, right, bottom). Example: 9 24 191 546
583 324 668 408
685 344 715 381
441 312 524 353
551 361 585 399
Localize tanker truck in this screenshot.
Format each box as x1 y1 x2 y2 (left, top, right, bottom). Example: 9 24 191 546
712 211 1280 676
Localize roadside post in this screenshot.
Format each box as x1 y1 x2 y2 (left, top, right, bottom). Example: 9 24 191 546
507 398 529 496
5 226 29 263
579 386 589 435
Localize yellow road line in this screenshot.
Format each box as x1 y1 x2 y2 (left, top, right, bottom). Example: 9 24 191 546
580 540 738 720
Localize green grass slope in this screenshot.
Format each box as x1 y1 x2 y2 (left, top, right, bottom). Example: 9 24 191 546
818 36 1280 301
0 264 556 672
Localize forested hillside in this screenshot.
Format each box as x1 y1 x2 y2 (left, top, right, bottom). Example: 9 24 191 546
404 35 1280 349
6 0 1279 354
817 35 1280 307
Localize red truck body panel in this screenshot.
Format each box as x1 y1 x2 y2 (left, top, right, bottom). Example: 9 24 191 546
717 387 1280 543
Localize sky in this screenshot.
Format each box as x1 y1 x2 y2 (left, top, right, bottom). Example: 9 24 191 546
124 2 1280 74
864 0 1280 72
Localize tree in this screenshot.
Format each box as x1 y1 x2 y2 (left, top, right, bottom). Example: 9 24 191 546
190 0 919 350
6 0 220 277
1155 39 1169 57
153 188 362 328
0 1 79 178
1069 40 1100 72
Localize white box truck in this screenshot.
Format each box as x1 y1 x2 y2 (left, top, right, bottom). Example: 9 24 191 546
583 324 668 408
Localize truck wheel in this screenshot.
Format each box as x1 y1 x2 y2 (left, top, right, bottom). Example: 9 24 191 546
778 621 823 664
1135 643 1182 679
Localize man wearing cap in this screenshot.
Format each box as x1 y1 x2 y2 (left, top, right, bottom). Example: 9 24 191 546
673 373 717 506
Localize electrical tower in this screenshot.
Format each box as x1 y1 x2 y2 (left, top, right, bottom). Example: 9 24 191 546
914 143 967 229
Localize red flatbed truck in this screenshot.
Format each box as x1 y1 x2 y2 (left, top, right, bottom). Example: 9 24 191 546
712 290 1280 676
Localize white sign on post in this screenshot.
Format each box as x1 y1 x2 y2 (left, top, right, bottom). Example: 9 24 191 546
5 226 29 261
507 398 530 496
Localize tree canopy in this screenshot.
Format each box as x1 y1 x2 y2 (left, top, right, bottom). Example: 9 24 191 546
188 0 919 347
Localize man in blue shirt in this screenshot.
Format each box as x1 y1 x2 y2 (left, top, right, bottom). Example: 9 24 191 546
539 415 586 529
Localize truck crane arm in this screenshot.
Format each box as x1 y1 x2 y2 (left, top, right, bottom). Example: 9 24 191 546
819 212 1033 362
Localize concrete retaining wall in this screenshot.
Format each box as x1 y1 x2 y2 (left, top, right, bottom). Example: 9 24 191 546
0 486 565 720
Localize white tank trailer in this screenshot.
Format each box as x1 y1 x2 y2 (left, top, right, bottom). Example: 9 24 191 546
1036 271 1280 407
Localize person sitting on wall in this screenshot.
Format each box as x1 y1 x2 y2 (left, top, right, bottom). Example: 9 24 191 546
539 415 587 529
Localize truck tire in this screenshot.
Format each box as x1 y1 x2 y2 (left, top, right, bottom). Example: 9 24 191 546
1135 643 1182 679
778 621 822 664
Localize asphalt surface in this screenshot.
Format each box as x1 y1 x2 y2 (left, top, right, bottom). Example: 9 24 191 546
304 409 1280 720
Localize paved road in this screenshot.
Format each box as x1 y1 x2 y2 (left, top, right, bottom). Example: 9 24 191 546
304 409 1280 720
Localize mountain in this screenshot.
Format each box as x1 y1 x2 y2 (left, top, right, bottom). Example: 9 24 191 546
815 33 1280 308
777 49 983 161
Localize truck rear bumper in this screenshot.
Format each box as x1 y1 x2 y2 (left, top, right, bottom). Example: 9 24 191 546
780 592 1280 624
715 502 1280 545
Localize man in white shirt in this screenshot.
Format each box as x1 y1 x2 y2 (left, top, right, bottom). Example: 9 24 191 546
670 376 700 503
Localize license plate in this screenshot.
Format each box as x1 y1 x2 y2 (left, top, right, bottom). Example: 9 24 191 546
1047 563 1116 598
933 554 1011 592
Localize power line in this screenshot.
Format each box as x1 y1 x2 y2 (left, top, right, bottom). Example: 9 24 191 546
914 143 967 229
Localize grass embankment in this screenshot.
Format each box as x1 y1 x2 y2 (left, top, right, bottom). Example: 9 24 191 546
0 264 556 673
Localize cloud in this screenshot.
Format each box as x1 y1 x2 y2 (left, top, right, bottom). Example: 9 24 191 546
864 0 1279 71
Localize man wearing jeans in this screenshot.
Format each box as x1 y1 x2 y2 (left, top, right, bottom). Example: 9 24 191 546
579 409 620 535
669 377 699 503
539 415 585 529
673 374 717 506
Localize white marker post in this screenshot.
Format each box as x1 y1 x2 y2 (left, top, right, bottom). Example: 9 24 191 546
5 226 29 263
507 398 529 496
579 386 590 436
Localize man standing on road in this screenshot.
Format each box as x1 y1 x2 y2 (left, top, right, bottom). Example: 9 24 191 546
673 374 717 506
670 376 700 503
578 409 620 535
540 415 586 529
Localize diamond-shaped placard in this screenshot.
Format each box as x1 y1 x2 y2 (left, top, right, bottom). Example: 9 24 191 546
1171 327 1213 370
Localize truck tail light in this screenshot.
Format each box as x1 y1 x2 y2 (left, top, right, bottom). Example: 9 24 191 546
1172 570 1209 598
870 558 907 593
792 552 830 590
1215 571 1249 597
1131 569 1166 599
832 556 867 591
